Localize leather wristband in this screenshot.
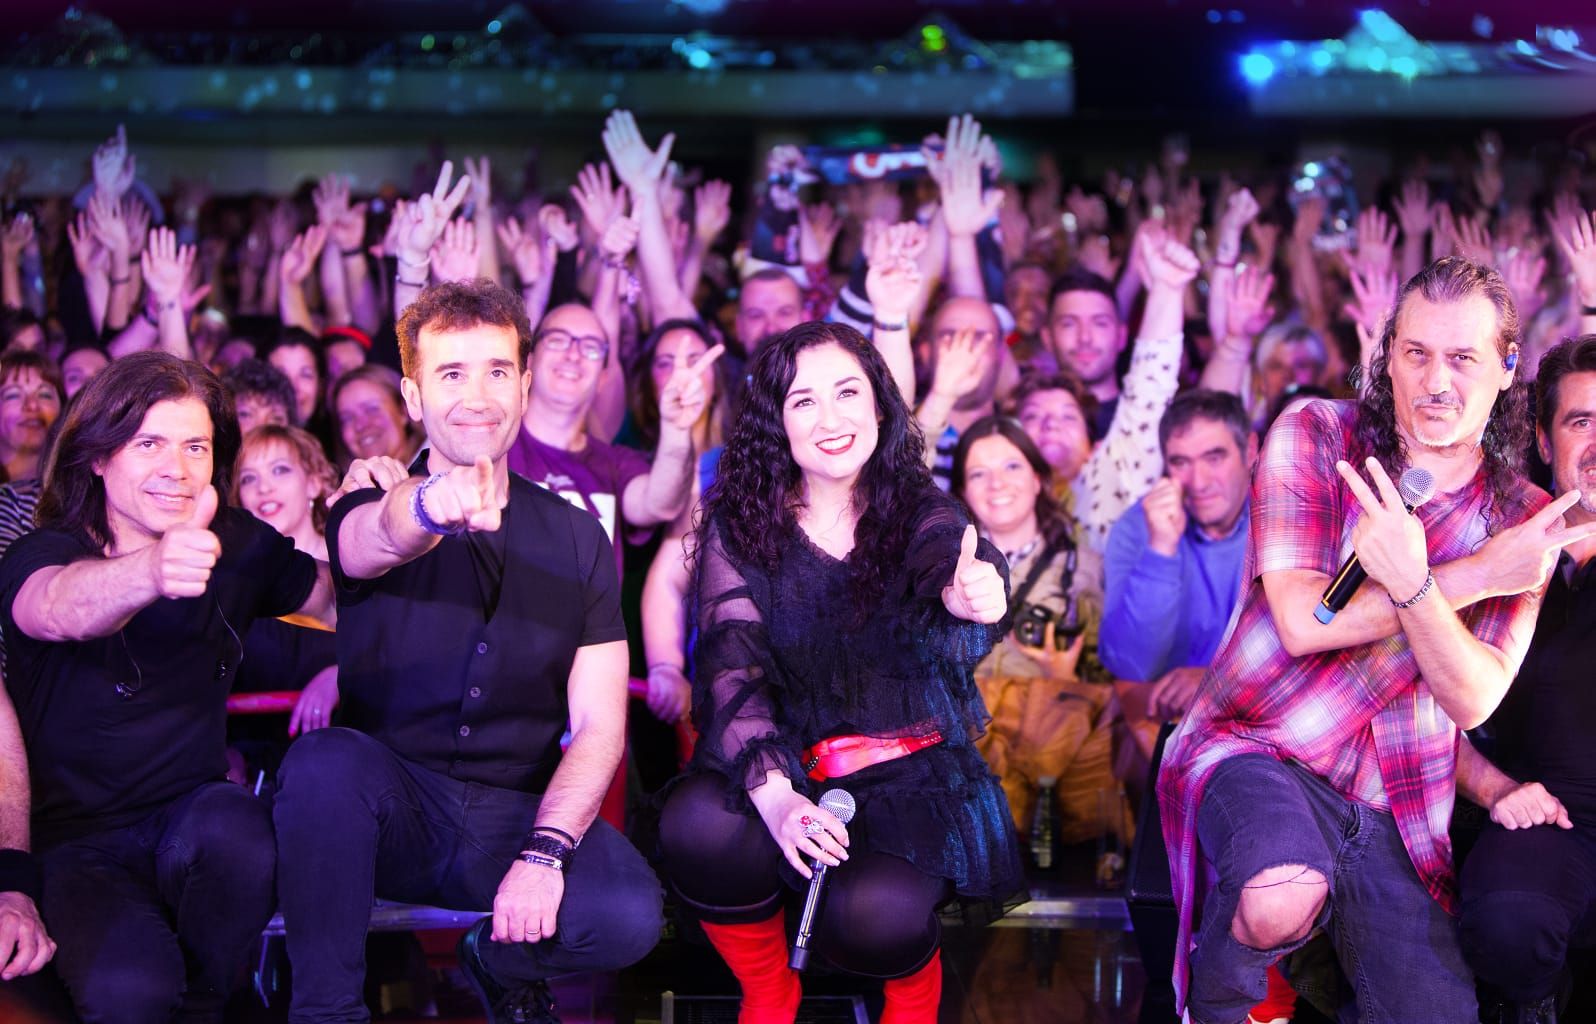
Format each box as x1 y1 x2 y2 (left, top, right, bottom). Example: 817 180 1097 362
519 832 574 870
0 849 42 903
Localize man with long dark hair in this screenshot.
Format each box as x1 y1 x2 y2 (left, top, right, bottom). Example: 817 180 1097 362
0 350 334 1022
1156 258 1596 1022
272 280 662 1024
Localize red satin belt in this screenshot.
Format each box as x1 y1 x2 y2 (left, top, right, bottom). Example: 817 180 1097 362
803 730 944 782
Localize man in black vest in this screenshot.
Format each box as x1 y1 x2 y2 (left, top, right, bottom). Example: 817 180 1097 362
273 280 661 1024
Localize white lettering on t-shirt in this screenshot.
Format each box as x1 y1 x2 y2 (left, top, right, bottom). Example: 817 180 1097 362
546 487 619 541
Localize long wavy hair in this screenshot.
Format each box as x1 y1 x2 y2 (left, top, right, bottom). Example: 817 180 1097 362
698 321 933 614
1353 256 1529 532
39 351 240 549
950 414 1074 551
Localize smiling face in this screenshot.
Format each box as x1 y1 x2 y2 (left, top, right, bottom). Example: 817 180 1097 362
529 304 606 414
960 433 1043 538
237 439 321 541
401 322 529 469
1387 293 1514 454
0 368 61 461
336 377 409 461
1045 288 1126 388
95 397 214 552
782 342 880 495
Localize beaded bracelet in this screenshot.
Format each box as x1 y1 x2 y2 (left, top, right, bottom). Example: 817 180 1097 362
1391 571 1435 609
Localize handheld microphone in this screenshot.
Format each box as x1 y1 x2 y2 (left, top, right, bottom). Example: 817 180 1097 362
1315 466 1436 624
789 788 856 972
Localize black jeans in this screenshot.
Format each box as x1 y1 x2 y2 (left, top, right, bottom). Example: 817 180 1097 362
1460 820 1596 1003
273 727 663 1024
38 780 276 1024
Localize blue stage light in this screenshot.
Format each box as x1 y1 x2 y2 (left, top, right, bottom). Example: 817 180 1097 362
1240 52 1276 84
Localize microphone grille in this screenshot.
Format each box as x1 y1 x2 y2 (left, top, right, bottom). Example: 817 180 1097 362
818 788 857 825
1398 467 1437 508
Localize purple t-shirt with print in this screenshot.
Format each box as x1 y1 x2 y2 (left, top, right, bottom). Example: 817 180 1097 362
507 429 651 575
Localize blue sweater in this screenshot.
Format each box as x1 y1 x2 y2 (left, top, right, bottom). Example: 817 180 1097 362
1098 496 1249 682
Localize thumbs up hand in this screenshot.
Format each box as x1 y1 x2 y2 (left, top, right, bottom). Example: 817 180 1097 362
941 524 1007 624
150 484 221 599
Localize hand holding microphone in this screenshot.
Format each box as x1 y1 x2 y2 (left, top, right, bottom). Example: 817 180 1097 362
790 788 855 971
1319 459 1437 622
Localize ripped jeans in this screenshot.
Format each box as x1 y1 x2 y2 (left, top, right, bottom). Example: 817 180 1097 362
1188 754 1475 1024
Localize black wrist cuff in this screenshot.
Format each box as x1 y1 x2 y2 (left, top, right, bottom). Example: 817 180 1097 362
0 849 42 903
519 832 575 869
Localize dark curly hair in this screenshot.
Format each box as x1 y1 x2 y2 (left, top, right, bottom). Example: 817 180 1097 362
698 320 934 615
1353 256 1529 532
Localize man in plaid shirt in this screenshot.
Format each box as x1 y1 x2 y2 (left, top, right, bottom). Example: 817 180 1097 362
1156 258 1596 1023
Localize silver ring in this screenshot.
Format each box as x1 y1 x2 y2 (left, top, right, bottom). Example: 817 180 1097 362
802 821 826 837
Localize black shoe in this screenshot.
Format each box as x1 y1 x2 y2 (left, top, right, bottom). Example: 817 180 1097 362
1512 994 1558 1024
456 919 561 1024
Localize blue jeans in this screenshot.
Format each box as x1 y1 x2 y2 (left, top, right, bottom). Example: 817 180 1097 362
39 781 277 1024
273 727 663 1024
1189 754 1475 1024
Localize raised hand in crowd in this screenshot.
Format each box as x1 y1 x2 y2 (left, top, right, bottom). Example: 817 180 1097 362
0 212 34 311
1351 206 1397 278
1551 205 1596 333
393 161 472 313
428 219 480 285
91 123 136 202
141 226 197 358
656 333 725 434
1393 178 1432 280
693 179 732 248
603 109 694 320
462 154 500 282
929 113 1003 302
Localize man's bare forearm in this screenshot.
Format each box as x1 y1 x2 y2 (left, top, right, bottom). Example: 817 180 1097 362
334 478 443 581
535 640 628 841
1263 553 1496 659
1456 736 1517 809
13 552 160 643
0 690 31 851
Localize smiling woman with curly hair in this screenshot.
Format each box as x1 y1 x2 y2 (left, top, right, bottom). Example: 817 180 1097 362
656 320 1023 1024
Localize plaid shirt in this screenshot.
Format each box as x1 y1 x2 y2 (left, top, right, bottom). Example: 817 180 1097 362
1155 399 1547 1009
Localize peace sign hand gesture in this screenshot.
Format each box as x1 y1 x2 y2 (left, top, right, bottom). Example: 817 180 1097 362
1334 458 1430 602
656 336 725 433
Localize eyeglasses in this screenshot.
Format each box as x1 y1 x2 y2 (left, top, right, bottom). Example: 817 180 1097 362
537 329 609 362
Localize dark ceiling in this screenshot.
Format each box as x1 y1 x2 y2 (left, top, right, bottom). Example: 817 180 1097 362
3 0 1584 41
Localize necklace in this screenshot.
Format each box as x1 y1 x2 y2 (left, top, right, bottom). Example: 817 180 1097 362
1000 533 1043 566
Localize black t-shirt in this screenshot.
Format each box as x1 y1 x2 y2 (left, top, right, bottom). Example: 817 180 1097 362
326 465 625 794
1487 555 1596 827
0 507 317 849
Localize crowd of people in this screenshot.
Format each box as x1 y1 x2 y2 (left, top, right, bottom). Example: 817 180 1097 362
0 109 1594 1024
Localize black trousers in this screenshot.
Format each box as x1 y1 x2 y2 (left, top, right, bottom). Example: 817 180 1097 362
1460 820 1596 1003
658 772 950 980
273 727 663 1024
38 780 277 1024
